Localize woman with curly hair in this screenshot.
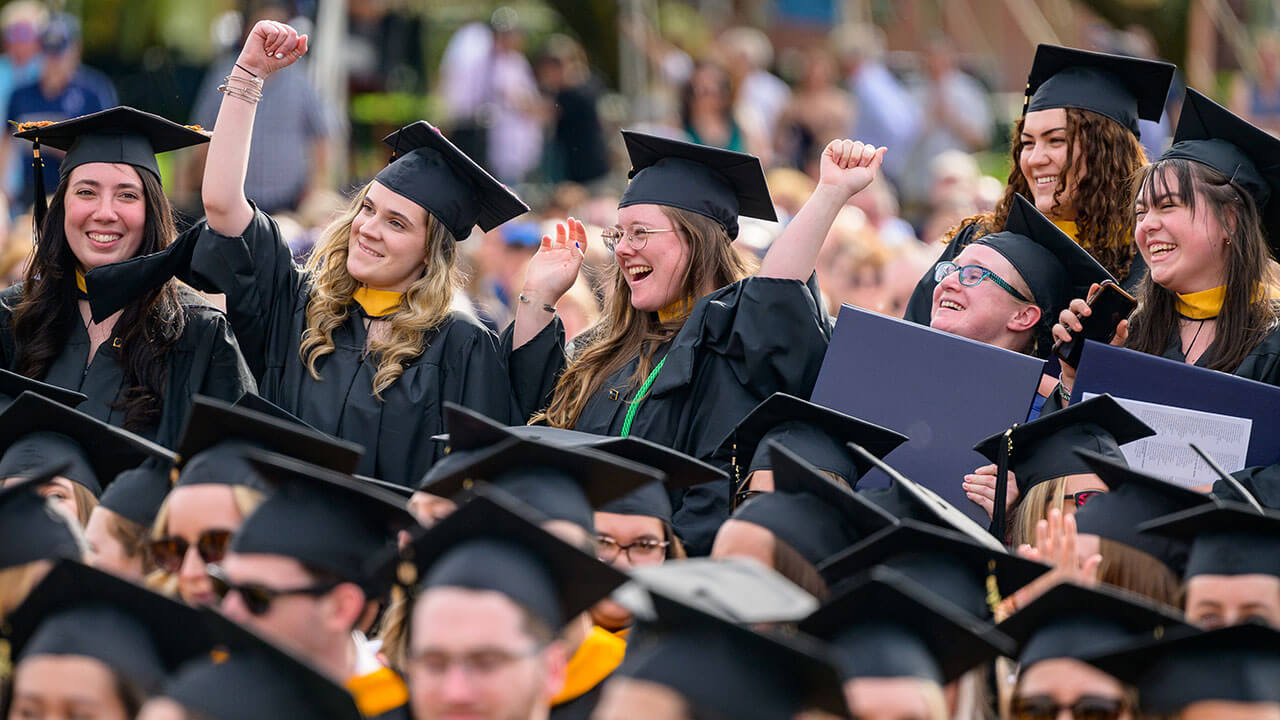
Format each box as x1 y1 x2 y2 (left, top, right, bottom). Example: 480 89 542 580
1055 90 1280 391
0 107 255 444
195 21 521 486
903 45 1175 326
507 131 884 554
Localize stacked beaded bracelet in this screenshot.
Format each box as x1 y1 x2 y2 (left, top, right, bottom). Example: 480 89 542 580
218 70 264 105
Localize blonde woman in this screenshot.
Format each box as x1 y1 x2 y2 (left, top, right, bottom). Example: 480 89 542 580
195 21 521 487
508 131 884 554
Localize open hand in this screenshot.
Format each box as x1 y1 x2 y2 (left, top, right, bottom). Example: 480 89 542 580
520 218 587 308
964 463 1019 520
998 508 1102 617
817 139 886 199
236 20 309 78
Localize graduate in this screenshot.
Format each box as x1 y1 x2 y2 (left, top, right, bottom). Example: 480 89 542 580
0 390 175 525
85 463 170 580
1139 502 1280 628
904 45 1175 322
968 394 1155 543
211 448 416 719
507 128 886 555
0 464 85 620
1056 89 1280 390
384 488 629 720
4 560 216 719
193 20 521 487
927 193 1113 359
0 107 255 445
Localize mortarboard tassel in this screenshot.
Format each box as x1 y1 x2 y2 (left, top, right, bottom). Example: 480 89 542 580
30 137 45 242
989 427 1015 541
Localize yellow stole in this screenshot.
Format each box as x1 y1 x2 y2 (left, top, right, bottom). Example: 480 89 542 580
1051 219 1078 241
352 288 404 318
1176 286 1226 320
551 626 627 706
657 296 695 323
75 269 88 294
345 666 409 717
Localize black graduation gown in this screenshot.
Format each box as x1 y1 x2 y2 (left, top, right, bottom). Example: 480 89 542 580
550 684 603 720
902 222 1148 325
1218 464 1280 509
0 285 254 446
1158 319 1280 385
188 206 518 487
503 275 832 555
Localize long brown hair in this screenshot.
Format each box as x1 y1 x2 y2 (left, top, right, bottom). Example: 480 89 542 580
945 108 1146 281
10 169 185 431
540 207 754 427
1125 159 1280 373
299 182 461 399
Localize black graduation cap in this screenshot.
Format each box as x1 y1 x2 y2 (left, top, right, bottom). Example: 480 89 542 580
383 488 627 629
98 462 173 527
376 121 529 241
612 557 820 624
0 391 174 496
174 395 363 488
973 193 1114 326
233 449 416 595
717 392 907 485
356 473 414 499
6 559 214 693
1161 89 1280 253
0 463 82 570
0 368 85 409
819 519 1050 620
12 106 210 241
233 391 321 432
1072 448 1214 575
159 606 362 720
731 442 898 565
1088 623 1280 714
1024 44 1175 137
419 435 664 532
852 442 1008 551
996 581 1188 672
1139 501 1280 579
618 130 776 239
611 590 849 720
973 393 1155 534
802 565 1013 684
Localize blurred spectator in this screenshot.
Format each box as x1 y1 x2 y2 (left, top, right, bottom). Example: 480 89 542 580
1232 29 1280 137
471 220 542 331
681 61 767 159
439 20 494 162
718 26 790 145
766 167 816 222
345 0 425 94
1 13 116 212
816 206 890 314
880 242 935 319
485 7 544 184
0 2 46 200
847 170 917 248
190 3 339 215
899 39 991 223
557 276 601 342
776 48 853 176
536 34 609 186
831 23 920 185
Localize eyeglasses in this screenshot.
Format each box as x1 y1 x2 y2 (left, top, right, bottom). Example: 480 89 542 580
150 529 233 574
601 226 676 253
206 564 340 616
1011 695 1128 720
733 488 765 510
406 646 540 680
596 534 670 564
934 261 1030 302
1063 490 1105 508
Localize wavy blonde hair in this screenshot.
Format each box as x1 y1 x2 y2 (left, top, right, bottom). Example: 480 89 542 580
298 182 461 399
540 207 755 427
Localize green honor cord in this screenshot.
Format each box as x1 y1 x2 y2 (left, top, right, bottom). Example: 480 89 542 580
620 356 666 438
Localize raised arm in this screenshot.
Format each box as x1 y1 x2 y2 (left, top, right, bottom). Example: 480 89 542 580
202 21 308 236
756 139 885 281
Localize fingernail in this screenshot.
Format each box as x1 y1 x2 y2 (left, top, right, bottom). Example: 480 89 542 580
574 242 580 249
275 52 284 59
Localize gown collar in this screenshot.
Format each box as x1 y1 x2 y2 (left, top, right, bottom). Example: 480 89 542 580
352 287 404 318
1176 285 1227 320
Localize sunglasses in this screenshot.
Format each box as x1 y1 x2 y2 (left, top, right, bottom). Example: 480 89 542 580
1063 490 1105 508
150 529 233 574
1011 695 1128 720
934 261 1030 302
206 564 340 616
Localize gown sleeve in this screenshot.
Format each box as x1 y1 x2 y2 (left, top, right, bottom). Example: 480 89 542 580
444 321 521 426
187 205 305 380
192 308 258 404
500 315 568 422
902 222 975 325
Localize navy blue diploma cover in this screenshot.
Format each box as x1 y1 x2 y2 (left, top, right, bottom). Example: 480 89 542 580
810 305 1046 523
1071 340 1280 468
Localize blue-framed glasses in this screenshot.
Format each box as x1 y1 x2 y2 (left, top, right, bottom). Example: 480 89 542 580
934 261 1030 302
